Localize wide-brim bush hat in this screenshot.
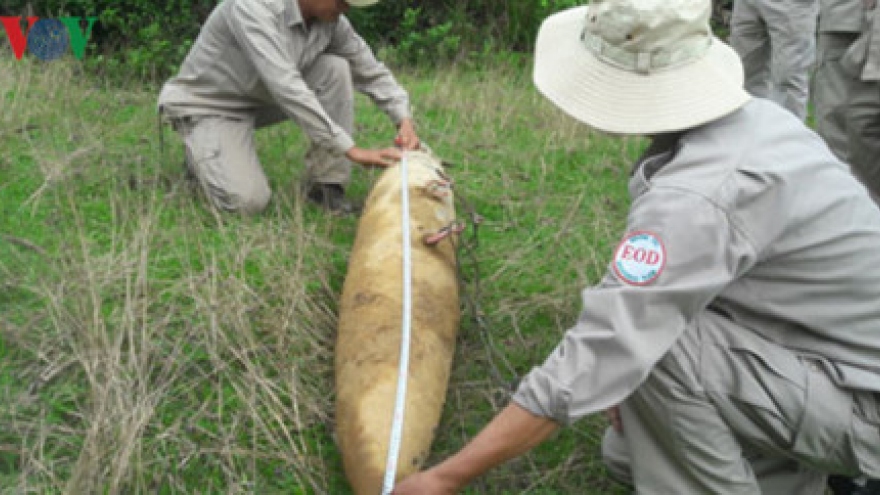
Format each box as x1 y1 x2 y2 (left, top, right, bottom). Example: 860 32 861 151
533 0 750 135
345 0 380 7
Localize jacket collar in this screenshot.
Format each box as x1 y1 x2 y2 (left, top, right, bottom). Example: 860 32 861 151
633 133 683 179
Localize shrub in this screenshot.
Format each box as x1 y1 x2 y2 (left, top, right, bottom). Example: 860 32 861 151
0 0 739 82
1 0 216 81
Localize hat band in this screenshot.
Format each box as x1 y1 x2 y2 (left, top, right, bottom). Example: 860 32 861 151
580 28 711 75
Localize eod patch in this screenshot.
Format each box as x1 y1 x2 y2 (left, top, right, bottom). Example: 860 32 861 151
612 231 666 285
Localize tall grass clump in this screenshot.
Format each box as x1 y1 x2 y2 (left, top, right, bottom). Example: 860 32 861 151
1 54 640 493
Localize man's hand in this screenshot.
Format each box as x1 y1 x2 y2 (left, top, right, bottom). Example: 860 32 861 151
391 403 559 495
346 146 402 168
395 118 420 150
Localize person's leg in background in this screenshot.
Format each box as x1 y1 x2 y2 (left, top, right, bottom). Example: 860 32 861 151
813 31 861 161
763 0 818 120
730 0 773 99
845 78 880 204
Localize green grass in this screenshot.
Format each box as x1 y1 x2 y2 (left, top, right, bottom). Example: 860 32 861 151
0 57 639 494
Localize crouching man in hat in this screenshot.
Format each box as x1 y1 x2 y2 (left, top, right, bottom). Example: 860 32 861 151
392 0 880 493
158 0 420 215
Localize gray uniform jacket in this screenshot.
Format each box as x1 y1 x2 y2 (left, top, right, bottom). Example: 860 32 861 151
157 0 411 155
514 99 880 426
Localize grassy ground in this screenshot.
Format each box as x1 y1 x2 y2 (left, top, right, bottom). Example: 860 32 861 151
0 57 641 494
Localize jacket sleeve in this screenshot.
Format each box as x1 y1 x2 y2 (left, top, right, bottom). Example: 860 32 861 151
330 17 412 125
228 1 355 153
512 186 758 425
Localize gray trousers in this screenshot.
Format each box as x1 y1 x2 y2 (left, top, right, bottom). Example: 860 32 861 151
602 313 880 494
813 31 880 204
170 54 355 214
730 0 818 120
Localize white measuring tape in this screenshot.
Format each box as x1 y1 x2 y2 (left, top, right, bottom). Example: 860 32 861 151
381 152 413 495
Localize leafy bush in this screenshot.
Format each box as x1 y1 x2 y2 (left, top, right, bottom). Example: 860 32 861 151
2 0 590 77
0 0 739 81
1 0 216 81
375 8 459 67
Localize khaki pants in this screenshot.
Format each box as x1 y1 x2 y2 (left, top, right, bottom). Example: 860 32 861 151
730 0 818 120
813 32 860 163
602 313 880 494
167 54 355 214
813 31 880 204
845 75 880 205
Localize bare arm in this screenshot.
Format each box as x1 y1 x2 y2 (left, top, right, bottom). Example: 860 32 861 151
392 402 560 494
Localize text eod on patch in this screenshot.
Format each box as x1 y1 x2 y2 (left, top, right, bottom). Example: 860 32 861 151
1 17 97 61
613 231 667 286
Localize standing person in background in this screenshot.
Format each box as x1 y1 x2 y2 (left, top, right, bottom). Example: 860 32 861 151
812 0 880 205
392 0 880 493
816 2 880 490
158 0 420 215
728 0 818 120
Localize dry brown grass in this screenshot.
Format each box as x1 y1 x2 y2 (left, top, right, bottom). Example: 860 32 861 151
1 58 353 494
